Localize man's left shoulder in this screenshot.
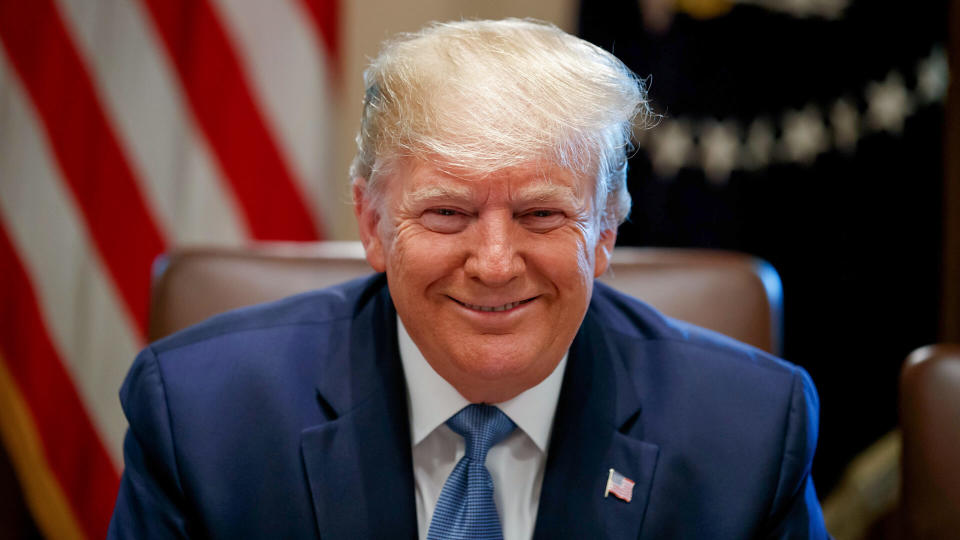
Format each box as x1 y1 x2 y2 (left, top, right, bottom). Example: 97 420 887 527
588 283 806 377
587 282 826 536
588 281 816 409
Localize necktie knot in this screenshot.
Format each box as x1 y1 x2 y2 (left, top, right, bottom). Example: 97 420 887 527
446 404 516 463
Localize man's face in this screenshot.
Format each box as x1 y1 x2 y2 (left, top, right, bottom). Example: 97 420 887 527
355 159 616 403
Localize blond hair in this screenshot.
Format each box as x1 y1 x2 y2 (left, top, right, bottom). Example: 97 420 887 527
350 18 653 229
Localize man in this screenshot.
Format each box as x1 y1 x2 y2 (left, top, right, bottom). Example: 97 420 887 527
109 19 828 539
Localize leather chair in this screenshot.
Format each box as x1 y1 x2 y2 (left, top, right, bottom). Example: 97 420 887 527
148 242 783 355
899 344 960 539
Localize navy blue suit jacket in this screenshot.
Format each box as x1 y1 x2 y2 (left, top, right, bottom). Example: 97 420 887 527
108 274 828 538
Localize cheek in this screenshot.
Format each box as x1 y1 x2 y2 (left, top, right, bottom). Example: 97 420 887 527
575 225 600 280
387 226 464 286
540 229 595 284
385 223 426 273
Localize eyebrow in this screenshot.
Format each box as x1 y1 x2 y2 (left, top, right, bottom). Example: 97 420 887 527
404 181 580 206
406 185 474 205
513 183 578 203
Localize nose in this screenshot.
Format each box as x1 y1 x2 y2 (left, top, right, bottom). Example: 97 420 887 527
464 211 524 287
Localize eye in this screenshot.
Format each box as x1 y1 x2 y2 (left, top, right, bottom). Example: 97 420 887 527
421 208 469 233
520 209 565 232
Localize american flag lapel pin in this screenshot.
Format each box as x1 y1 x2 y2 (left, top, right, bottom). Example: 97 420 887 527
604 468 635 503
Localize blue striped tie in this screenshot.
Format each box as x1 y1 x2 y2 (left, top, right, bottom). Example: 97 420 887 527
427 404 516 540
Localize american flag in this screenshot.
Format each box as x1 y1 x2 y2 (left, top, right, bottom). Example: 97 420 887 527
0 0 338 537
605 468 635 503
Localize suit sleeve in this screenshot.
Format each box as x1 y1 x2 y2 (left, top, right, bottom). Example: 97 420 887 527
762 367 831 539
107 346 191 539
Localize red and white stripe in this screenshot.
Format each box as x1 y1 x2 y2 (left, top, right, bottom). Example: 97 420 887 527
0 0 338 537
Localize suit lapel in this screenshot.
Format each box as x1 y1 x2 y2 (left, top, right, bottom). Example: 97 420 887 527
533 305 659 540
301 281 418 540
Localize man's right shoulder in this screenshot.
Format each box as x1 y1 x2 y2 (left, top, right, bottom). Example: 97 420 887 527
118 273 392 443
149 272 388 356
120 273 390 409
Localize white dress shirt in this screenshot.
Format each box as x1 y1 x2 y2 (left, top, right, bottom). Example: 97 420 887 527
397 318 567 540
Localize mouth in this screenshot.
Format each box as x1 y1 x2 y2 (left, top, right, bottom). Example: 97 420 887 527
449 296 538 312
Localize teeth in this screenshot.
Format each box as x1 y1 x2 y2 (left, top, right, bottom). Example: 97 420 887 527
463 300 521 312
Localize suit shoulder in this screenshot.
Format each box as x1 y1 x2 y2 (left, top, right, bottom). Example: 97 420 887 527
590 284 824 536
590 280 802 381
150 273 386 355
118 275 391 449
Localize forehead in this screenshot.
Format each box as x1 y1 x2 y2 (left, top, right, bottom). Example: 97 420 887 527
388 158 593 203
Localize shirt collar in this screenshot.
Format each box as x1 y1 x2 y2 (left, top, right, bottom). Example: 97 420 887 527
397 316 567 453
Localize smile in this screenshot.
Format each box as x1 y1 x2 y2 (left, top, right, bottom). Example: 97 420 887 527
450 297 537 312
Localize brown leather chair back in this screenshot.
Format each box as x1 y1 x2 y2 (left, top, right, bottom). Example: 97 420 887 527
899 344 960 539
148 242 782 354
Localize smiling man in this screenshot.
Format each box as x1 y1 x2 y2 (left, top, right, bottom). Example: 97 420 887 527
109 19 828 539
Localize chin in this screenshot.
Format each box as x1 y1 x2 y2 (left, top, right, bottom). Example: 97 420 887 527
452 350 522 378
451 344 552 387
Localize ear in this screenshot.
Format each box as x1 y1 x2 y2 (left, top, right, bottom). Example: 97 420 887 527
593 228 617 278
353 178 387 272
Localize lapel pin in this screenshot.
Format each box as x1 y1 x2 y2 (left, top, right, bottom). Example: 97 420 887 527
604 468 635 503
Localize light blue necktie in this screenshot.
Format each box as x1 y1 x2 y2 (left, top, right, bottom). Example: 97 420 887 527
427 404 516 540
